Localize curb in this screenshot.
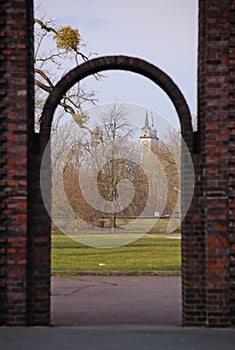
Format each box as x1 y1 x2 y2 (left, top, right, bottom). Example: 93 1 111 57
51 270 181 277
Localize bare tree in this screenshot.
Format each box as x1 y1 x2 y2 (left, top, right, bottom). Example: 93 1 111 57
62 104 147 229
34 16 98 131
52 102 181 232
50 120 85 230
84 105 136 228
156 128 181 214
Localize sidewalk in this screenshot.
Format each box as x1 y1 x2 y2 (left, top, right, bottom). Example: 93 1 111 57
1 327 235 350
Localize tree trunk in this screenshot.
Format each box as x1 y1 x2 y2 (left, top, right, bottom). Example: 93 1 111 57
110 212 116 229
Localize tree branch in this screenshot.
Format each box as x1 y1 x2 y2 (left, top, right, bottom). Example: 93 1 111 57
34 18 57 35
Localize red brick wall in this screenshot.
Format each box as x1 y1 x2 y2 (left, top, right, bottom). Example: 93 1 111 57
228 0 235 327
182 149 207 326
196 0 235 327
0 0 34 325
0 0 50 326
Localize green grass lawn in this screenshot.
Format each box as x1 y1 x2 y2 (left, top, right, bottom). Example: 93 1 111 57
51 234 181 272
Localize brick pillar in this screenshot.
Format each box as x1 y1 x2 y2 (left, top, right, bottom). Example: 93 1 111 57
181 0 208 328
0 2 7 324
198 0 234 327
182 150 206 326
228 1 235 326
0 0 34 325
26 133 51 325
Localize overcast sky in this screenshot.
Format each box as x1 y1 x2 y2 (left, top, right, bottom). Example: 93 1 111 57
35 0 198 130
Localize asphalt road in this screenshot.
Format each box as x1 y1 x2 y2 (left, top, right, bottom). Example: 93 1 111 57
51 275 181 326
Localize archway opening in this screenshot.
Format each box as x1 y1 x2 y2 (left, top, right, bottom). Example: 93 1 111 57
39 56 194 326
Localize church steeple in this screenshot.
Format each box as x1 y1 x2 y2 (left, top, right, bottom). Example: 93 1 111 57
140 110 158 139
144 110 150 129
150 111 158 139
150 112 154 129
139 110 159 152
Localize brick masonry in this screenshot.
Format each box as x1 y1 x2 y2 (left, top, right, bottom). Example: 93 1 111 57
0 0 235 326
0 0 34 326
0 0 50 326
196 0 235 327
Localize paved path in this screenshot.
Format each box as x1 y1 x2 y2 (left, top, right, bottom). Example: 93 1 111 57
1 328 235 350
51 276 181 326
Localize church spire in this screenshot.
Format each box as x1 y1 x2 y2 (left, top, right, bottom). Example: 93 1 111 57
150 111 154 129
142 110 151 131
140 110 159 152
145 110 149 127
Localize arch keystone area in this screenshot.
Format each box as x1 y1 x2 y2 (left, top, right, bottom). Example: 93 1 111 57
40 56 193 149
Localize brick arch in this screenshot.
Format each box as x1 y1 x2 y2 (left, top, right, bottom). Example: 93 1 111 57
36 55 195 326
40 56 193 150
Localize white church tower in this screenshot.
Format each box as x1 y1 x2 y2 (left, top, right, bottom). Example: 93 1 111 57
139 110 159 153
